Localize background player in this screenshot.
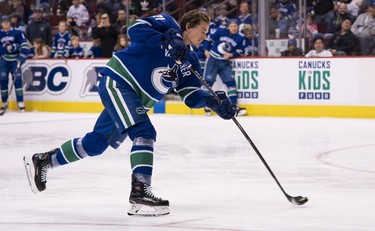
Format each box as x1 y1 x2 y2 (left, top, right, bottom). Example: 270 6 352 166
23 10 236 216
0 15 28 115
202 19 247 116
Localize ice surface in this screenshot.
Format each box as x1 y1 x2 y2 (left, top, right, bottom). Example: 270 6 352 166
1 111 375 231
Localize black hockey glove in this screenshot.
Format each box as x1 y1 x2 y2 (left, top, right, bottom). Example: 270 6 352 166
205 91 236 120
165 28 189 63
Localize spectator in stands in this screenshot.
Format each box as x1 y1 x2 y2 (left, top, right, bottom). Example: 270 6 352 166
298 13 318 49
351 3 375 55
10 12 26 34
280 38 304 56
276 0 298 29
114 8 127 33
91 12 119 57
87 38 102 58
108 0 125 17
119 4 140 35
242 24 258 56
269 6 289 38
0 1 11 17
236 0 253 34
66 36 85 58
50 20 71 58
113 34 129 53
120 0 141 18
359 0 375 14
67 0 90 28
309 0 334 24
26 7 52 46
327 17 358 55
305 36 333 57
134 0 161 17
39 0 51 14
347 0 364 17
9 0 24 22
30 38 50 59
325 2 356 37
51 0 71 17
213 4 230 28
87 10 102 39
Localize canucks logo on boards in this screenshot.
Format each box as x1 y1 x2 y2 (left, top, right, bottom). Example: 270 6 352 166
80 65 105 97
298 61 331 100
22 63 71 95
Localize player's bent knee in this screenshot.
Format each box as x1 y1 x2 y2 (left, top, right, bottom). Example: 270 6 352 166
107 128 128 149
127 120 157 141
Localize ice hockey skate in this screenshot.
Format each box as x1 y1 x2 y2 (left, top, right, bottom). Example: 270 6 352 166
18 102 25 112
0 102 8 116
128 174 170 216
23 149 56 194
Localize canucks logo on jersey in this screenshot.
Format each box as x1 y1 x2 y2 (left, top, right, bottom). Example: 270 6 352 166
152 64 179 94
159 64 178 84
217 41 232 55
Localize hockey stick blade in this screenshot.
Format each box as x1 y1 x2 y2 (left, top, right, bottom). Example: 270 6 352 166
188 64 308 206
289 195 308 205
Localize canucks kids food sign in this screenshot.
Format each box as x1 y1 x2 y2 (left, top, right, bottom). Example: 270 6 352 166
232 60 259 99
298 60 331 100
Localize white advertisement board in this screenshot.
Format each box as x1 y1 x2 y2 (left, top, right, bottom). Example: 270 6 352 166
233 58 374 106
15 58 375 114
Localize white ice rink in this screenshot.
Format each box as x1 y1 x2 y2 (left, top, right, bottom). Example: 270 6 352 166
1 111 375 231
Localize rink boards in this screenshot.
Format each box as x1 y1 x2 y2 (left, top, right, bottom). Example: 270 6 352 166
6 57 375 118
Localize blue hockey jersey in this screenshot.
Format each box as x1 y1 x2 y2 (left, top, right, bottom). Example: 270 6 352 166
50 31 71 58
0 28 28 61
100 13 209 110
66 45 84 58
204 27 245 60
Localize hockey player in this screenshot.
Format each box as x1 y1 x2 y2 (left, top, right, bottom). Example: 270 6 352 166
23 10 237 216
50 21 71 58
0 15 28 115
202 19 247 116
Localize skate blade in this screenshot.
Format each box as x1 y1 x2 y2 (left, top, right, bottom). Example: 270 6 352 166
127 204 170 216
23 156 39 194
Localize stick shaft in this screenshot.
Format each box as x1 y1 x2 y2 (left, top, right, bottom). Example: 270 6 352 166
188 65 291 199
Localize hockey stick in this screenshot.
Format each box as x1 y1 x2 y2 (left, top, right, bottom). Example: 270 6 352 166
0 61 20 116
188 64 308 206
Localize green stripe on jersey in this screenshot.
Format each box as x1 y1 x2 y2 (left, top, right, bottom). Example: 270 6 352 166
106 57 157 109
107 78 133 128
61 140 81 163
177 87 200 101
130 151 153 169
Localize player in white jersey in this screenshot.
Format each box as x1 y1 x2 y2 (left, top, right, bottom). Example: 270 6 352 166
23 10 237 216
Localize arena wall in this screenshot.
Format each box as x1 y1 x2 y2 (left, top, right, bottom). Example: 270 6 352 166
6 57 375 118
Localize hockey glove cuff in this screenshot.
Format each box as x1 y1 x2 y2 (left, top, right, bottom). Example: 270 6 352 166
205 91 236 120
18 54 26 65
165 28 189 64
